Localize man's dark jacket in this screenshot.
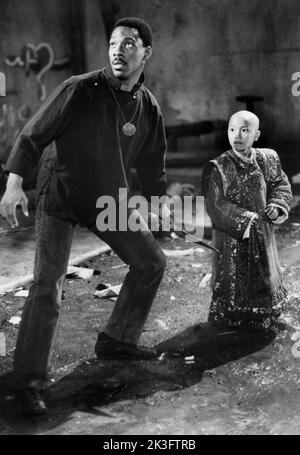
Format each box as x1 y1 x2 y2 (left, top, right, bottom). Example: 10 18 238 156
6 68 167 226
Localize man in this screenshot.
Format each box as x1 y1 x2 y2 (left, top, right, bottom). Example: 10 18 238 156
0 18 170 415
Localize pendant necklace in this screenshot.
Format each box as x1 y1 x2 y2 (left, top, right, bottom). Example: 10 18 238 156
105 76 140 136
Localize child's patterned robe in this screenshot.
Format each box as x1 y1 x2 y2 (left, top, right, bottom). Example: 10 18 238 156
206 148 292 329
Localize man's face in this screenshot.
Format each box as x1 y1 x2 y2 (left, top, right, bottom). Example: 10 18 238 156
109 26 151 81
228 115 260 154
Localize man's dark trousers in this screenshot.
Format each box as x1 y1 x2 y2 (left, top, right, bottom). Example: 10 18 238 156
13 195 166 389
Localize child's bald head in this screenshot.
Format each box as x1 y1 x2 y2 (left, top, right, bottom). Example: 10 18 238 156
229 110 260 131
228 110 261 155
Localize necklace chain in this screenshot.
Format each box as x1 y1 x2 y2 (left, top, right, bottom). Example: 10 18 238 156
105 76 140 131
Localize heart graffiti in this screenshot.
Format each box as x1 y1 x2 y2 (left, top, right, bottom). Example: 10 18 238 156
5 42 70 101
24 43 54 101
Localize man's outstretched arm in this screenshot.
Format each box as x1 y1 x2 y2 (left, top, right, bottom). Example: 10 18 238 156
0 77 80 227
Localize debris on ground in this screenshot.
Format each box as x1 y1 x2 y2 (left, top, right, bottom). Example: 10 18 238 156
14 289 29 297
192 263 202 269
163 247 205 257
8 316 21 326
94 283 122 299
199 273 212 287
184 355 195 364
0 286 23 297
66 266 97 280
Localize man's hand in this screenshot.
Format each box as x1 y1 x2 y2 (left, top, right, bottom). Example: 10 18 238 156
0 173 28 228
265 204 279 221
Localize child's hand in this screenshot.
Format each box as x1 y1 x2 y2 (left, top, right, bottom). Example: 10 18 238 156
265 205 279 220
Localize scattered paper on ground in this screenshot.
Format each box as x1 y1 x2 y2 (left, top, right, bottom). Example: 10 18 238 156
66 266 95 280
8 316 21 326
192 263 202 269
94 284 122 299
185 355 195 361
184 355 195 363
163 247 204 257
14 289 29 297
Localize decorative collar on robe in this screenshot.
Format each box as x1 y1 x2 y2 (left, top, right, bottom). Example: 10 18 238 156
230 147 256 164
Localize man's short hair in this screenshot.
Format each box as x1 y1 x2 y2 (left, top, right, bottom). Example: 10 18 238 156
111 17 152 47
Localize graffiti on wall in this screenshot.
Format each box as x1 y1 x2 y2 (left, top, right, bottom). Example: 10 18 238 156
0 42 71 170
5 42 70 101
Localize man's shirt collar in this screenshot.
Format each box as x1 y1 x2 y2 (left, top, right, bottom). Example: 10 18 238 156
103 67 145 93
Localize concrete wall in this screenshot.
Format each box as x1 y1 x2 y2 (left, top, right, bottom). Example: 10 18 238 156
1 0 299 170
0 0 107 166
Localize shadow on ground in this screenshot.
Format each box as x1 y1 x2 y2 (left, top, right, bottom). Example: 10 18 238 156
0 323 276 434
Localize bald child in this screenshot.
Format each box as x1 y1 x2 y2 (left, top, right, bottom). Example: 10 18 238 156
228 111 279 222
205 110 292 330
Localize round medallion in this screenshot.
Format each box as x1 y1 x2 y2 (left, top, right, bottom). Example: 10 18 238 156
122 122 136 136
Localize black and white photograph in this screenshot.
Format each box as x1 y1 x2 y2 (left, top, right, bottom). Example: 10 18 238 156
0 0 299 438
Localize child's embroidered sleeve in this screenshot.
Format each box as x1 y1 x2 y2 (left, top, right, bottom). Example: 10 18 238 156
206 166 257 241
265 149 293 223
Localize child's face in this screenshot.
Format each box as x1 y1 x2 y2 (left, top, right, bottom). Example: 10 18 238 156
228 115 260 154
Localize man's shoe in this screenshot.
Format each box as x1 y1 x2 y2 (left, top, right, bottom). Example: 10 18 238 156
15 389 47 416
95 332 158 360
